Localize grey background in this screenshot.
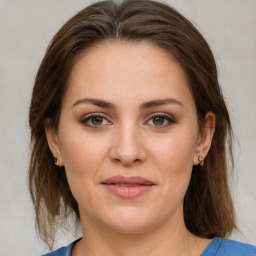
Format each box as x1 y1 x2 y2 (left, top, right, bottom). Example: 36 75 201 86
0 0 255 255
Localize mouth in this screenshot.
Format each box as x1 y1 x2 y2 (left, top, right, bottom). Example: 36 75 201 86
101 175 155 199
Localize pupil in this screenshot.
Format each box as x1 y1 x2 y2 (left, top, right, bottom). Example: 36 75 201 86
92 116 103 125
153 116 164 125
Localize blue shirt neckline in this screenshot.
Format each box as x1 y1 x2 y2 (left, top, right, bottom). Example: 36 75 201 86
44 237 256 256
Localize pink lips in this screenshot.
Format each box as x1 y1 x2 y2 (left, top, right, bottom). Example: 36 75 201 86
102 175 155 199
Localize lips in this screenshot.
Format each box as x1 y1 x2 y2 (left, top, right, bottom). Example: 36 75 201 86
102 175 155 199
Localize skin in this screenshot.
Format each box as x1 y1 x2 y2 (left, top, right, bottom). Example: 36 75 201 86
45 42 215 256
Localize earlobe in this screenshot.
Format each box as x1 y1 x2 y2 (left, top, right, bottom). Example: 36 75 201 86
44 119 64 167
53 156 64 167
193 112 216 166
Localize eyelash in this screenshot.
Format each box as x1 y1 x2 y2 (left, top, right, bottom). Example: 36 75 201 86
81 113 111 128
147 113 176 127
80 112 176 129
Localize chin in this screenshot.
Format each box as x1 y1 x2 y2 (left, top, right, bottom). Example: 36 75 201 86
106 220 153 235
98 206 161 234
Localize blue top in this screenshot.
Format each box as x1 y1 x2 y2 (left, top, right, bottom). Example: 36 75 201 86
43 237 256 256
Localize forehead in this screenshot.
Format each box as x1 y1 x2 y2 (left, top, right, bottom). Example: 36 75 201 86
65 42 194 109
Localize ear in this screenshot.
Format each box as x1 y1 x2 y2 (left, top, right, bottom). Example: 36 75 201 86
193 111 216 165
44 119 64 167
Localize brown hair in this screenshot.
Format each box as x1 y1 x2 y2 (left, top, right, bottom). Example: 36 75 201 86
29 0 236 248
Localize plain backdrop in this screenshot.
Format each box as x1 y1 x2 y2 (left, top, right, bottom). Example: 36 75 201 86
0 0 255 255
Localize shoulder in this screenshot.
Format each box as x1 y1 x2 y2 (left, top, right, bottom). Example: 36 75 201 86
42 239 81 256
202 237 256 256
42 246 68 256
220 238 256 255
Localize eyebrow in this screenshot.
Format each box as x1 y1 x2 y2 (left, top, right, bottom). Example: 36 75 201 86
71 97 184 109
72 98 116 109
139 98 184 109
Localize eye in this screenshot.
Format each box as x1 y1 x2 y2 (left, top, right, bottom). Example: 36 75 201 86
81 113 111 127
146 113 176 127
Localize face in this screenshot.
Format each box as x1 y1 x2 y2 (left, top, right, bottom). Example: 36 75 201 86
46 42 214 234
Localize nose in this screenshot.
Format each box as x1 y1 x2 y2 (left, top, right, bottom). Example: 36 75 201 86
109 124 146 167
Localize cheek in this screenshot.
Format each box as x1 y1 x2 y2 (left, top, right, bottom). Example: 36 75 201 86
58 129 111 206
58 123 111 179
150 129 197 190
152 130 197 168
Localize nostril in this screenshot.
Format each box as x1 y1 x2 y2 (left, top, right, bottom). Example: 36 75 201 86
109 140 146 166
112 157 141 167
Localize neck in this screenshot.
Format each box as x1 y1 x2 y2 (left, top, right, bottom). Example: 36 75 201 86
74 212 197 256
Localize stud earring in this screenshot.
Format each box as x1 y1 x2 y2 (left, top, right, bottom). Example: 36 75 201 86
53 157 59 163
198 155 204 166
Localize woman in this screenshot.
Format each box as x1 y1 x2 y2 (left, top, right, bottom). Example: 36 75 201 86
29 0 256 255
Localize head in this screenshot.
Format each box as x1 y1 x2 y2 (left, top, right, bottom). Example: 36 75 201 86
29 0 236 248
